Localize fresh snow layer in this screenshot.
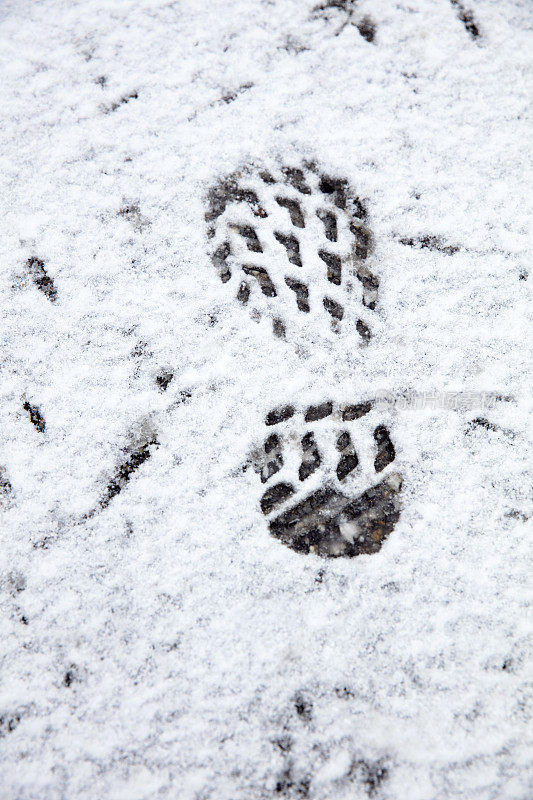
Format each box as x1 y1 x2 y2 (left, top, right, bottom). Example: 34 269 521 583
0 1 532 798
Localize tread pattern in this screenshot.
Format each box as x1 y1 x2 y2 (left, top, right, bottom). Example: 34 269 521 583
205 161 378 341
254 400 402 557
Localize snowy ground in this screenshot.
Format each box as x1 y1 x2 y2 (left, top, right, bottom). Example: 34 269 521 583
0 0 532 798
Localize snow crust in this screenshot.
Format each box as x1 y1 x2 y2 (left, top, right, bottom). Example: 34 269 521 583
0 0 531 797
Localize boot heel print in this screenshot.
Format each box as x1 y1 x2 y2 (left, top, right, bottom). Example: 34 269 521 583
254 401 401 557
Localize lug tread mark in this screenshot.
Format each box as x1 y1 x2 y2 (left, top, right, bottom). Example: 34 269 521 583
285 277 310 312
274 232 302 266
242 265 276 297
318 250 342 285
316 209 338 242
261 482 295 514
275 197 305 228
323 297 344 320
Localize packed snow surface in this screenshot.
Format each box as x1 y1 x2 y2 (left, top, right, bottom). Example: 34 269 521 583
0 0 531 798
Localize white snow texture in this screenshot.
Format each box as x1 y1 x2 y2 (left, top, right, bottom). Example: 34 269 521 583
0 0 531 798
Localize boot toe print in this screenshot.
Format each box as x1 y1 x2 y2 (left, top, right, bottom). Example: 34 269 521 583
255 402 402 557
205 161 377 343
